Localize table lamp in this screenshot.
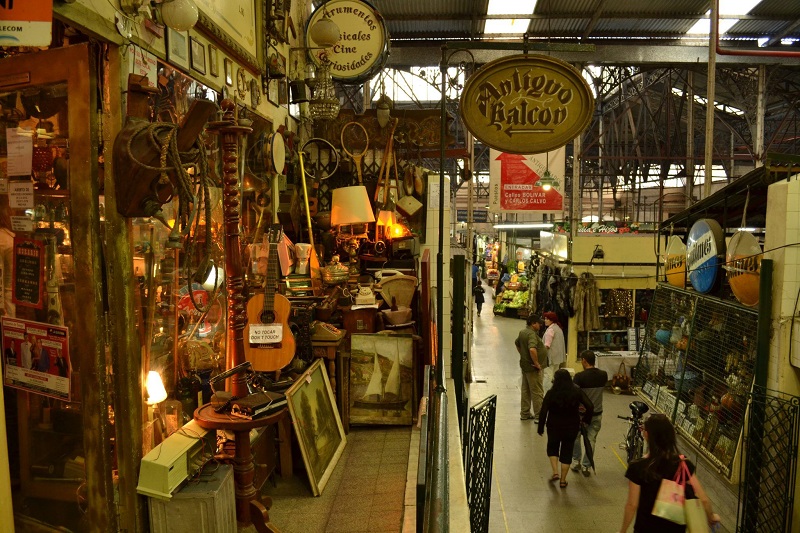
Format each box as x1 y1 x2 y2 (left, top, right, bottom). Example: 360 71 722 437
331 186 375 275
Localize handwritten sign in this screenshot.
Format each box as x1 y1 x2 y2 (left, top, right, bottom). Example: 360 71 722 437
11 236 44 309
249 323 283 345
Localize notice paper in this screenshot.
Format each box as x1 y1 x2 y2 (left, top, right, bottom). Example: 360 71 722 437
6 128 33 177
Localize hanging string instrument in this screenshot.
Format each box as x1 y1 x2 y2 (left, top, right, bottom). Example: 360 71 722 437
340 121 369 184
244 225 296 372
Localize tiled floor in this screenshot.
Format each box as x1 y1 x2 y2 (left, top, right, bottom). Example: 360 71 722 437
265 307 739 532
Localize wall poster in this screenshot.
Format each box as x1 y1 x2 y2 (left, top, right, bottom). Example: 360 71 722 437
489 147 565 214
12 236 44 309
2 317 71 401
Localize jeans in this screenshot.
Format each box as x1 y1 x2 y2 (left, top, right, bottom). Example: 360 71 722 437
572 414 603 468
542 363 565 395
520 369 543 418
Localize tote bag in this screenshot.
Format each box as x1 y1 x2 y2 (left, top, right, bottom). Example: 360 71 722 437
651 457 691 525
685 498 711 533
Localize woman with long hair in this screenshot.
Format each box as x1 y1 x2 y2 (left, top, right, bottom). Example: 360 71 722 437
537 368 593 488
619 413 721 532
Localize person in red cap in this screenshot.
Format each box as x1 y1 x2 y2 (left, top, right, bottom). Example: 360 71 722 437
542 311 566 394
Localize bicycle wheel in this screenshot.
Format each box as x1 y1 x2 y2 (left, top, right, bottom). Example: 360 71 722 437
628 430 644 463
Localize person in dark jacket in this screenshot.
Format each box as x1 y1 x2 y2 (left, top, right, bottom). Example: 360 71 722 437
571 350 608 474
538 368 593 488
473 281 486 316
620 414 720 533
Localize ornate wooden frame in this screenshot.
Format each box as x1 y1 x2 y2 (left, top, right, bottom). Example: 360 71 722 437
195 0 267 74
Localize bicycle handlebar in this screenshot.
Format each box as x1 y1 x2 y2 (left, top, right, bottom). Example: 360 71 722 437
618 415 633 421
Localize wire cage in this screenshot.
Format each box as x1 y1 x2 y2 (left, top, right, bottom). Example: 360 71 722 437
633 284 757 478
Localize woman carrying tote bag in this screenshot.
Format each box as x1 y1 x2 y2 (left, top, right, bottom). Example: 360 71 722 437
618 414 721 533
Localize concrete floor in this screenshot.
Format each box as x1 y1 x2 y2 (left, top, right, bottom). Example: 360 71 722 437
264 307 739 532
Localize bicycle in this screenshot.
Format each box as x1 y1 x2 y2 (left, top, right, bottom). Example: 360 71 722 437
618 400 649 464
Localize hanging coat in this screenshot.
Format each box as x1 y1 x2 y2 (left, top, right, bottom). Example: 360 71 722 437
575 272 602 332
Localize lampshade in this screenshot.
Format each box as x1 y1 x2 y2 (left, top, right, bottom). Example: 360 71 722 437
160 0 199 31
331 186 375 226
309 15 340 48
145 371 168 405
201 264 224 292
376 209 396 227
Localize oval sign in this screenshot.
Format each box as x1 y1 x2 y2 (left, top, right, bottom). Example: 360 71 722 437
306 0 389 84
687 219 725 293
460 54 594 154
725 230 761 307
664 235 686 288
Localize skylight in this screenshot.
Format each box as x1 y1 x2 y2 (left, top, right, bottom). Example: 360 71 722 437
685 0 762 37
485 0 537 35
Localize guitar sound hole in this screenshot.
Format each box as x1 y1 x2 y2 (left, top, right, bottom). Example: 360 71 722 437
260 311 276 324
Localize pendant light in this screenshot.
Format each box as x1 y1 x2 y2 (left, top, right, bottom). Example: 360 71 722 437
160 0 199 32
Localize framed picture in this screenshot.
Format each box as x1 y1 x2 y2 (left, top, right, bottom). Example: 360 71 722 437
349 334 415 426
285 359 346 496
278 79 288 106
194 0 264 72
208 44 219 77
189 38 206 75
224 58 234 87
267 79 279 106
165 28 191 71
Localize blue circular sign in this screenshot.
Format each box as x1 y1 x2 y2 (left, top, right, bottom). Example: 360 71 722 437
687 219 725 293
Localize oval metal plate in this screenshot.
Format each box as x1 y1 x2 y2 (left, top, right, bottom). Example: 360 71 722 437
460 54 594 154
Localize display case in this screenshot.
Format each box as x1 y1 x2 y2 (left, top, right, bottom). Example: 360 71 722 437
578 288 651 352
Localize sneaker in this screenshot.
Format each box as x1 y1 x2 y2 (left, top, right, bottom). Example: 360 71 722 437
581 466 591 476
570 462 581 472
520 414 533 420
533 415 540 423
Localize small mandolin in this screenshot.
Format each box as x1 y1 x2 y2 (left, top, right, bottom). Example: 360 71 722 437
244 225 296 372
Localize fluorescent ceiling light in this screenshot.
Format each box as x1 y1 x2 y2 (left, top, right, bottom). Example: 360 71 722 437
493 223 553 229
487 0 537 16
484 18 529 35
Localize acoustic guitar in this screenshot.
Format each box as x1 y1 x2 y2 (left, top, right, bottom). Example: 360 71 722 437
244 225 296 372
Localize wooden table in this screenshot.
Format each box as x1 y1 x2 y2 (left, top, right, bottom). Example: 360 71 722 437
312 337 349 433
194 404 292 532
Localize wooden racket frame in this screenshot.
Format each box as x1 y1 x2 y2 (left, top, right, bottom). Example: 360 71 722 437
340 121 369 183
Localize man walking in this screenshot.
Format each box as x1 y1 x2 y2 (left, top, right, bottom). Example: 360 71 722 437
571 350 608 474
515 315 548 421
542 311 566 394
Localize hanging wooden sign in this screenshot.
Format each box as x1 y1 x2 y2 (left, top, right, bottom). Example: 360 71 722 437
12 236 44 309
460 54 594 154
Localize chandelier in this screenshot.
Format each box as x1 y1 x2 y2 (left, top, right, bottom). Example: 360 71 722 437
309 59 339 121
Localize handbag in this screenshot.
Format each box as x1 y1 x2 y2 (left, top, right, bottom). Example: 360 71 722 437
611 362 631 391
685 498 711 533
652 457 691 525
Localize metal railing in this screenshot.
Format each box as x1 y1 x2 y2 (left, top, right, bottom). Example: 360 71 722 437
464 395 497 533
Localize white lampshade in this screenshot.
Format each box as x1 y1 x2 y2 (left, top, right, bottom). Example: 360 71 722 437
309 16 340 48
201 264 224 292
161 0 199 31
145 371 168 405
331 186 375 226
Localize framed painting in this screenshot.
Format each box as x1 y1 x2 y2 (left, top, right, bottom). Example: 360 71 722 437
208 44 219 77
189 38 206 75
267 78 279 106
194 0 264 73
224 58 234 87
285 359 346 496
349 334 415 426
165 28 191 71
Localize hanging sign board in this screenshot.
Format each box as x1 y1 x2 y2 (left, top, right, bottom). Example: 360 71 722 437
306 0 389 84
0 0 52 47
460 54 594 154
664 235 687 288
725 230 761 307
1 317 71 401
488 147 564 213
12 236 44 309
686 219 725 294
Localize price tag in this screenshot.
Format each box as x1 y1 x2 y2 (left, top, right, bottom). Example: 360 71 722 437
249 323 283 344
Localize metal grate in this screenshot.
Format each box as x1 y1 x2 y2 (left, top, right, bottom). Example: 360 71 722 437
464 394 497 533
633 284 757 478
737 386 800 533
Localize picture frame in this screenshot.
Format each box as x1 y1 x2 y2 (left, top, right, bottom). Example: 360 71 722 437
194 0 264 72
165 27 191 71
349 334 415 426
267 79 279 106
224 58 234 87
208 44 219 77
189 37 206 75
285 359 346 496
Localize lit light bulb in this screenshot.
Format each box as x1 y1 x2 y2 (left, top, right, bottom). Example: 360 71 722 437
542 183 552 191
161 0 199 31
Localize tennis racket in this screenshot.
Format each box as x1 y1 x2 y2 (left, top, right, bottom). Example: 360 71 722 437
340 121 369 184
